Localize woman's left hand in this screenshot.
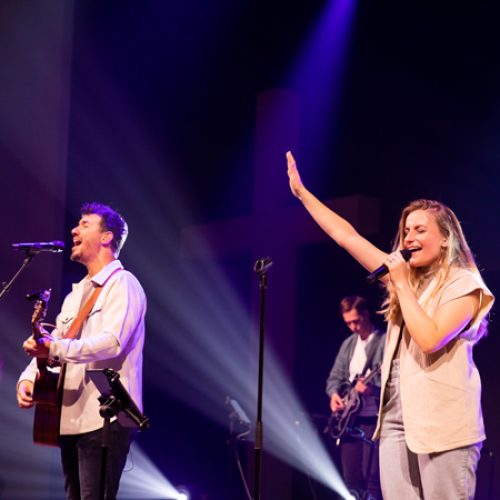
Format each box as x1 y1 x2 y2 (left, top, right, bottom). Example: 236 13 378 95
384 250 410 287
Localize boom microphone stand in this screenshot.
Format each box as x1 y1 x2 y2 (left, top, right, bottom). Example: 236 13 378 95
253 257 273 500
0 252 35 301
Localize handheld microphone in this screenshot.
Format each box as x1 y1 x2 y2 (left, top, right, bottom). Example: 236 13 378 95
12 241 65 253
254 257 273 274
366 248 416 284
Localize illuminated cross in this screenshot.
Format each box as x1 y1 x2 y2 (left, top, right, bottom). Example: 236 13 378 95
180 89 380 498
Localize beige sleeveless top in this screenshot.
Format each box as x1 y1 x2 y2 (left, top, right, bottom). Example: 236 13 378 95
373 267 494 453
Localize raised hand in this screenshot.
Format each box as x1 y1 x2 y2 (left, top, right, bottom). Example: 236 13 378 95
286 151 305 199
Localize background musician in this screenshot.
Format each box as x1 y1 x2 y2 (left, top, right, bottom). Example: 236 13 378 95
326 295 384 500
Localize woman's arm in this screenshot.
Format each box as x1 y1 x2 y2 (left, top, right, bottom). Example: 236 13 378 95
287 151 387 272
386 251 480 353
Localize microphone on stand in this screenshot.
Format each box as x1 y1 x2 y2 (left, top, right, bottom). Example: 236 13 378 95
12 241 65 253
366 248 417 284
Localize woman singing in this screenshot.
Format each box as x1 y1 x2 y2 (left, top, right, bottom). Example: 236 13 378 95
286 151 494 499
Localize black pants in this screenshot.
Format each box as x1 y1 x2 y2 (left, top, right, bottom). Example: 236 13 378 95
339 416 382 500
59 421 137 500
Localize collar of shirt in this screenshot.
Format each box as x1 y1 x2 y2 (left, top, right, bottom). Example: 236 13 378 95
357 330 375 346
90 259 123 287
71 260 123 293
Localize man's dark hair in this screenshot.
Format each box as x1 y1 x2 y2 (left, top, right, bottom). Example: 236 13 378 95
80 202 128 256
339 295 369 315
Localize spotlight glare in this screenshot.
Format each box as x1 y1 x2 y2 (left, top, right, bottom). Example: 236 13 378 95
176 486 191 500
119 443 181 498
144 239 354 498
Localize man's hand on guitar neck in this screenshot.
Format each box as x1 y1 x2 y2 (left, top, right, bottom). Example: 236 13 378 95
23 335 51 359
17 380 34 408
354 377 373 395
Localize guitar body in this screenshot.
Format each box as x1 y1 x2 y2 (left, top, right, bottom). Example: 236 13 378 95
329 391 361 440
32 362 64 446
327 363 382 441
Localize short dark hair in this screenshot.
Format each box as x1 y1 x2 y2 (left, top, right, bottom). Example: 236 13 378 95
80 202 128 256
339 295 368 315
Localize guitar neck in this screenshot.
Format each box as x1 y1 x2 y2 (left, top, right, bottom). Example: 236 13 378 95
358 363 381 385
32 324 43 341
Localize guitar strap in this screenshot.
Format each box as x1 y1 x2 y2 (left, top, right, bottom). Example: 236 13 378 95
56 284 100 394
63 267 122 340
63 285 103 340
393 320 406 360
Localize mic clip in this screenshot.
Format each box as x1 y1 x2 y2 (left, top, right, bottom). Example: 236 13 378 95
254 257 273 274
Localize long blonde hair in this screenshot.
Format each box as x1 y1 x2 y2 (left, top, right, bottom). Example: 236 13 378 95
382 199 483 332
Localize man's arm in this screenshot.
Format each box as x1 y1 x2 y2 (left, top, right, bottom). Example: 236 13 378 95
51 273 145 363
287 151 388 274
326 337 353 411
24 273 146 364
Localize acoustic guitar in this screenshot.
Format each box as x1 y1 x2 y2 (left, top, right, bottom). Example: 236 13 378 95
29 289 64 446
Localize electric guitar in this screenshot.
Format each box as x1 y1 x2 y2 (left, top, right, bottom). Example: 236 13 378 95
29 289 64 446
327 362 381 441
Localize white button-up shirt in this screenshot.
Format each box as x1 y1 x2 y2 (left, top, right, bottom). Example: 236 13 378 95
19 260 146 435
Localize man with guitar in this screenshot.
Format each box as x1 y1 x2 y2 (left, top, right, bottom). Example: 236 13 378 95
326 296 384 500
16 202 146 500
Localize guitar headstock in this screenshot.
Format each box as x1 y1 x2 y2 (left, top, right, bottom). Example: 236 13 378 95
27 289 52 329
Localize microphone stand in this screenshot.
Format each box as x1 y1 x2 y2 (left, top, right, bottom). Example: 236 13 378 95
0 250 38 302
87 368 149 500
253 257 272 500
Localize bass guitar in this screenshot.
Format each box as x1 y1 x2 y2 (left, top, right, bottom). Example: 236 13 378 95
29 289 64 446
327 362 381 442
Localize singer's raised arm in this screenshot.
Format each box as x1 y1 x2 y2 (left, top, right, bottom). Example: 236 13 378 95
286 151 387 273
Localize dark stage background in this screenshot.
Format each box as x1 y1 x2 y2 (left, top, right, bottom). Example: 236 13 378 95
0 1 499 499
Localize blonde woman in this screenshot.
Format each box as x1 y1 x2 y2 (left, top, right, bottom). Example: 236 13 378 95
286 151 494 499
